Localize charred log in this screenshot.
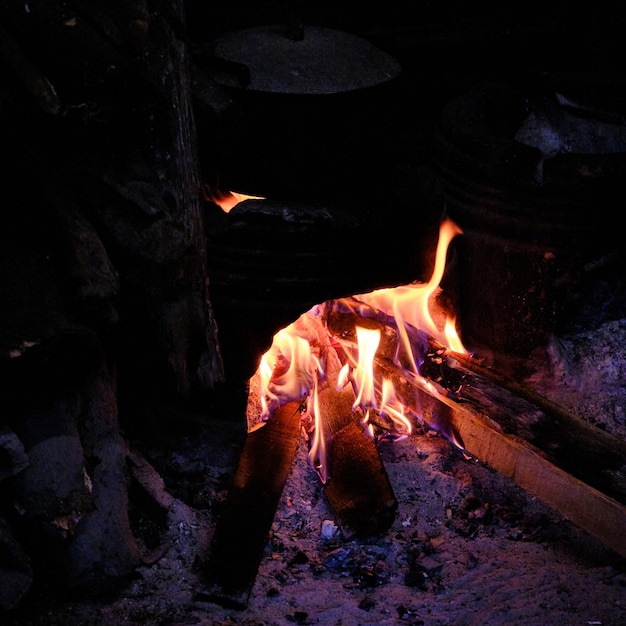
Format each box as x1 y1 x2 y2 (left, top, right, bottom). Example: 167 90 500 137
324 298 626 508
314 384 398 538
323 301 626 558
434 350 626 507
323 418 398 538
203 401 302 608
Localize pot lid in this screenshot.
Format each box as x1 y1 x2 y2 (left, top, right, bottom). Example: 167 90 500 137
210 24 402 95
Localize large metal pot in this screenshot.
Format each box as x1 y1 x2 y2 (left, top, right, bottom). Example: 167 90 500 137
431 76 626 373
205 24 402 200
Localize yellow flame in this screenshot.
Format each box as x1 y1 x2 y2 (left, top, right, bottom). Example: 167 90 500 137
253 217 466 479
307 371 329 483
352 327 380 411
379 378 413 436
351 217 466 374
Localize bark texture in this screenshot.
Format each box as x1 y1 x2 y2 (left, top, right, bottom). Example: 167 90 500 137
0 0 224 607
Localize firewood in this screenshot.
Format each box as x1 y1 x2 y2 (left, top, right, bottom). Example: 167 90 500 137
322 300 626 558
433 382 626 559
315 385 398 538
308 328 399 538
203 400 302 609
417 347 626 506
370 350 626 557
247 316 398 541
323 419 398 538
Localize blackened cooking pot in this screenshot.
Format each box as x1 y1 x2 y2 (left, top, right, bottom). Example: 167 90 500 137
205 24 403 200
431 75 626 373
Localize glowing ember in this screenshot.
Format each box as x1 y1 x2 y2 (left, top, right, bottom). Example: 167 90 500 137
251 217 467 482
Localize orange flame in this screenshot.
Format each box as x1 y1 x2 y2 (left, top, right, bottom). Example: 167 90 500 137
350 217 466 374
203 186 265 213
251 217 466 480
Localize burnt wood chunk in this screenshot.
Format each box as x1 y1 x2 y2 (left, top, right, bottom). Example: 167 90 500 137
437 384 626 559
323 419 398 538
394 358 626 558
316 383 398 538
203 401 302 608
375 344 626 557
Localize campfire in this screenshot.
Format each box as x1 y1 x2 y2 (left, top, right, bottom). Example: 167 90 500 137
2 3 626 622
248 216 466 467
203 199 626 608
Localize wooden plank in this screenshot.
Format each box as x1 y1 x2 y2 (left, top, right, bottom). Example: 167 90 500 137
436 388 626 559
406 341 626 510
437 350 626 506
202 401 302 609
323 419 398 538
382 359 626 559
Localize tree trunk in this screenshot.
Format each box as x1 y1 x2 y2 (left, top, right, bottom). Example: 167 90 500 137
1 0 224 404
0 0 225 603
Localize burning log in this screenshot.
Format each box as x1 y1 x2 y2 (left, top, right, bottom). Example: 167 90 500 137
205 313 400 608
424 373 626 559
206 336 399 608
252 311 399 539
313 336 399 537
203 400 302 608
322 417 398 538
237 208 626 587
432 350 626 507
430 350 626 559
316 384 398 538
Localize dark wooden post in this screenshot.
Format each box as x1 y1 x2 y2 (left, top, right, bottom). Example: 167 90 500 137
0 0 225 604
